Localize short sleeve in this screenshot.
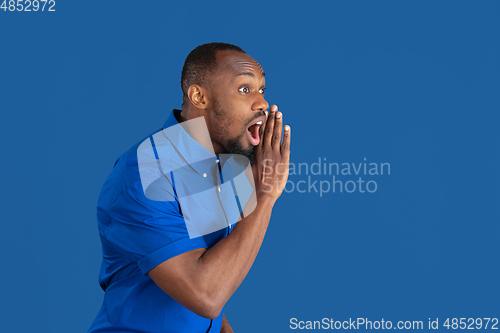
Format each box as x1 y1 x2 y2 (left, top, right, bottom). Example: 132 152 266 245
100 179 208 276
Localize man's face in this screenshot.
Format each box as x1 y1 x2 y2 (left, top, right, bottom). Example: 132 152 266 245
206 50 269 164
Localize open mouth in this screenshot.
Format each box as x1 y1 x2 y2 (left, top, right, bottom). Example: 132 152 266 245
247 119 264 146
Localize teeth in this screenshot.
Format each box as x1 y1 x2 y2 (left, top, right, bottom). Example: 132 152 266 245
256 121 263 125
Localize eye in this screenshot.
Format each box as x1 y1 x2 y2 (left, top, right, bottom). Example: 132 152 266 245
259 88 266 95
238 86 250 93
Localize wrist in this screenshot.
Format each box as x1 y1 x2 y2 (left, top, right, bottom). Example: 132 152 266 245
256 192 276 208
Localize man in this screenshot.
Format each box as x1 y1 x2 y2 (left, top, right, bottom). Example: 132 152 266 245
89 42 291 332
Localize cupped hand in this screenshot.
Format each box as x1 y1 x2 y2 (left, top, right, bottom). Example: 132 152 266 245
252 104 291 203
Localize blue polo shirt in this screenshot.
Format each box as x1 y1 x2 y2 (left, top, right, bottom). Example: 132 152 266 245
89 110 255 333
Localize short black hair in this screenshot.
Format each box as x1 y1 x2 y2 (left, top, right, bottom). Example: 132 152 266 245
181 42 245 105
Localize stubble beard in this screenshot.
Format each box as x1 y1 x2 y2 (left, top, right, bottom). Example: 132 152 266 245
212 99 257 166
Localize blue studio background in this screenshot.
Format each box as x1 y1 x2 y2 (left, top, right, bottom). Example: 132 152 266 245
1 1 499 332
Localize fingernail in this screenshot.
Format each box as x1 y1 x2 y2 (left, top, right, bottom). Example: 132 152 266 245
285 125 290 131
276 112 282 119
271 105 277 112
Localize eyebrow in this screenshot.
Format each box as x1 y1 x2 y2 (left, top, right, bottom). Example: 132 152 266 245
237 71 266 78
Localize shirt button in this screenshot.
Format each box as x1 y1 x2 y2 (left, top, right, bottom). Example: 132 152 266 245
203 173 207 177
215 159 220 163
218 186 221 192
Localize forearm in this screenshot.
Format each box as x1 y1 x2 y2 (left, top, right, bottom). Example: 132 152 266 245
196 195 275 311
149 195 275 318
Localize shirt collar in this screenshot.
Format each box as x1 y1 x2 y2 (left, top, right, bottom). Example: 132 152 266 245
162 109 219 177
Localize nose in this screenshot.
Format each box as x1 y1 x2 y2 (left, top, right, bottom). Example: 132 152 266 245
252 93 269 112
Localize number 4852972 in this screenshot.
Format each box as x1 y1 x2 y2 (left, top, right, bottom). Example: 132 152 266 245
1 0 56 11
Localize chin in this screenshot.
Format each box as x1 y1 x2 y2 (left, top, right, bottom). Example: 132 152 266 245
223 137 256 166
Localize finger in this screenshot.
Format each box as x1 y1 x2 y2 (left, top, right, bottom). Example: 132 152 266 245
281 125 291 163
255 109 269 157
263 105 277 148
257 110 268 151
272 111 283 152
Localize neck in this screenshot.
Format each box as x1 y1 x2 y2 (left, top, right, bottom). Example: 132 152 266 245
178 107 222 155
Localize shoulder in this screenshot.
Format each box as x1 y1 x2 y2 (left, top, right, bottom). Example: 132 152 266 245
97 128 180 215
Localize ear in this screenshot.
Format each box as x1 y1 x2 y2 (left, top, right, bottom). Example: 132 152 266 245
187 84 211 109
